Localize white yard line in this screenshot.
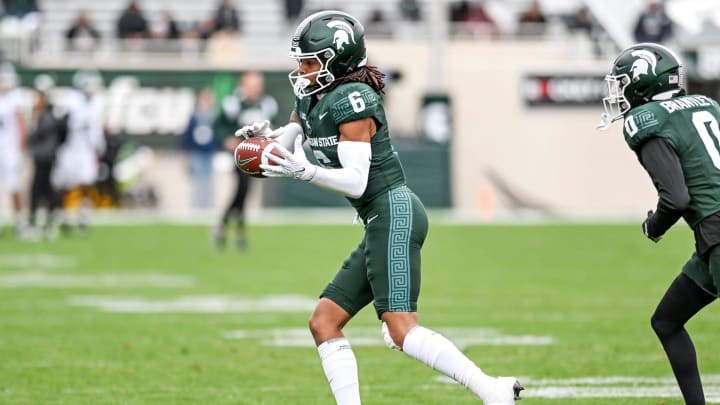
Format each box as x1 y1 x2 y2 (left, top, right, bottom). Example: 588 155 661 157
432 375 720 402
0 254 76 269
0 272 194 288
68 294 317 312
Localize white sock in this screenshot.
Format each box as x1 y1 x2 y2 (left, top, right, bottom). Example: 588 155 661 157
317 338 361 405
402 325 494 398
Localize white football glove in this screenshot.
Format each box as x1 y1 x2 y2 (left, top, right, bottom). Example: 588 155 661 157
260 135 318 181
234 120 273 140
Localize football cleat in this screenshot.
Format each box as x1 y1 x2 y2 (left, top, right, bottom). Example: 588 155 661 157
483 377 523 405
235 236 247 251
212 226 226 250
512 380 524 400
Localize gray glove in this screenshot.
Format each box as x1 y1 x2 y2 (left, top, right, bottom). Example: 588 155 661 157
234 120 273 140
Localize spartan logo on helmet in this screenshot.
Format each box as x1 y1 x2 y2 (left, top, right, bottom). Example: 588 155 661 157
630 49 657 81
598 43 686 130
326 20 355 54
288 10 367 98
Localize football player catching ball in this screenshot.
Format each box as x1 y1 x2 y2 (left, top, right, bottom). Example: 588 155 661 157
235 10 522 405
598 42 720 405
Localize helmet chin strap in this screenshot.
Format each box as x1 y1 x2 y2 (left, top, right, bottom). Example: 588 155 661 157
596 113 623 131
596 114 612 131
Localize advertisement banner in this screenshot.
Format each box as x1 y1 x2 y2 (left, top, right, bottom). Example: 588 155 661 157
523 74 605 107
17 68 296 148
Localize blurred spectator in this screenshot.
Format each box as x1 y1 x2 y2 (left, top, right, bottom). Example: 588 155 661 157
1 0 41 51
399 0 421 22
0 62 29 237
96 129 124 208
517 0 547 36
116 0 149 50
567 6 593 36
148 9 181 52
449 1 470 24
213 0 240 34
151 9 181 40
633 0 673 44
450 1 498 39
567 6 602 56
180 87 218 210
366 8 392 38
284 0 304 24
65 11 101 52
52 70 106 236
181 18 215 53
27 74 66 238
212 71 278 251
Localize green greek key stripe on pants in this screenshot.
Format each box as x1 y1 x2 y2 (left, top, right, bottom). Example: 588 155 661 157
388 186 412 312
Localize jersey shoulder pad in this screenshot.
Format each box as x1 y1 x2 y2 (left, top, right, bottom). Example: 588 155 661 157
328 82 381 124
623 102 670 151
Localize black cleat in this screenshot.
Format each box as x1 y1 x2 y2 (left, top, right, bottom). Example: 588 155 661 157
482 377 523 404
513 380 524 400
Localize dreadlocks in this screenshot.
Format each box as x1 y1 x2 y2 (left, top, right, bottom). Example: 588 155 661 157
325 64 386 96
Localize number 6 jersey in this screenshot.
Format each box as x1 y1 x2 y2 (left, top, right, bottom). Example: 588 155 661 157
294 81 406 209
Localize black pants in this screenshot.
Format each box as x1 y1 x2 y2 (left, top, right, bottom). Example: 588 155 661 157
29 160 60 227
221 167 251 225
651 272 715 405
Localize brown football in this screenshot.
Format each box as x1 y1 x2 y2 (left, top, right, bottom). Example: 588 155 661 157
234 137 282 178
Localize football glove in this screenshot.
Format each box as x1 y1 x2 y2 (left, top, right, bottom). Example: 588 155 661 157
642 210 662 242
234 120 273 140
260 135 317 181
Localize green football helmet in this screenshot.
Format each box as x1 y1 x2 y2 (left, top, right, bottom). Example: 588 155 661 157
288 10 367 98
598 42 686 130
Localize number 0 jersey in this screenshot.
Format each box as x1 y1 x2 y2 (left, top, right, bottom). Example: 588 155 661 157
294 82 406 208
623 94 720 227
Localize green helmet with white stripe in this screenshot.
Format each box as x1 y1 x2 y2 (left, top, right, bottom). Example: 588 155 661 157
288 10 367 98
598 42 686 130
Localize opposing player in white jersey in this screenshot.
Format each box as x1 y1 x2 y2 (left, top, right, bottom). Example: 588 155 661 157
51 69 106 235
0 62 28 236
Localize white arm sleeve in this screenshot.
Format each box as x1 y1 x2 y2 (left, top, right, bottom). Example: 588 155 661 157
271 122 304 151
309 141 371 199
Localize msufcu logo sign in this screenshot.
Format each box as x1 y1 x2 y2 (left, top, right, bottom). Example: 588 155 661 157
104 76 195 138
16 73 197 145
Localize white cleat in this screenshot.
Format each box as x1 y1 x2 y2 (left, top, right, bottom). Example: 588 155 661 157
482 377 523 405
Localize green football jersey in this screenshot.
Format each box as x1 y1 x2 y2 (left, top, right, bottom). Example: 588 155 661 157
624 94 720 226
213 94 278 140
294 82 406 208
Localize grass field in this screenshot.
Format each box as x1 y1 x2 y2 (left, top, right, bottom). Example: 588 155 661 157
1 222 718 404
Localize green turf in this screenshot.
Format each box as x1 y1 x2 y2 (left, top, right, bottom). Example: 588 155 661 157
0 223 715 404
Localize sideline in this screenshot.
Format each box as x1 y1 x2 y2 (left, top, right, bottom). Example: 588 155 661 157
84 208 643 226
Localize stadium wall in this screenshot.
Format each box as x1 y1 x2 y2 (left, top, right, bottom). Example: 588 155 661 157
373 39 657 220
